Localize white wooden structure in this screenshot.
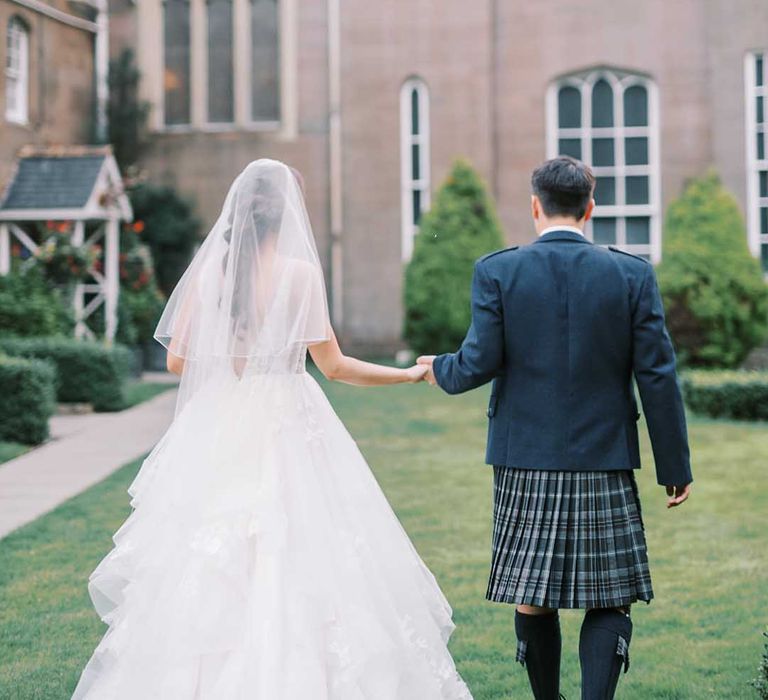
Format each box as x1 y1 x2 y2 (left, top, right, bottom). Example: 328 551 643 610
0 145 133 343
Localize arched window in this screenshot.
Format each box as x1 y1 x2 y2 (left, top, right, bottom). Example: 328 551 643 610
5 17 29 124
547 69 660 262
400 78 430 261
250 0 280 122
207 0 234 124
163 0 191 126
745 52 768 274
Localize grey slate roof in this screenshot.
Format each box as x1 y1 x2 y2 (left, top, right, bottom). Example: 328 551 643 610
0 155 106 210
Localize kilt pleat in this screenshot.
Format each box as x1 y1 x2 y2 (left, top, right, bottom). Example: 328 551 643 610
486 466 653 609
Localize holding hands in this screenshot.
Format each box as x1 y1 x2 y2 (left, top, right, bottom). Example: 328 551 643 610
416 356 437 385
401 355 437 384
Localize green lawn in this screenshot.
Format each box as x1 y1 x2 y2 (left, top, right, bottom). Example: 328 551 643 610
121 379 176 409
0 442 28 465
0 377 766 699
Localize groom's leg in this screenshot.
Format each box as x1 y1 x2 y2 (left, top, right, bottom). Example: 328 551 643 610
514 605 562 700
579 605 633 700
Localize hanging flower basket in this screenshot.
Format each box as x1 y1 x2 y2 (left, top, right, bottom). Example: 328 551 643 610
34 228 97 286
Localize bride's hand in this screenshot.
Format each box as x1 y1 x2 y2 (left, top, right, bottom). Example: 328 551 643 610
404 364 429 383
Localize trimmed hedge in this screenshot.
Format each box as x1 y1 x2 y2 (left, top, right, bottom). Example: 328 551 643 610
0 355 56 444
0 267 72 338
0 337 132 412
657 172 768 368
404 159 505 355
682 370 768 421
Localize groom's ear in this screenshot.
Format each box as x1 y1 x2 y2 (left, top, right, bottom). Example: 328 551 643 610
531 195 540 221
582 198 596 223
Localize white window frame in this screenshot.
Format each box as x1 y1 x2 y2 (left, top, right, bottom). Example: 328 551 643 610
5 18 29 125
400 77 431 262
744 51 768 275
153 0 293 135
546 69 662 263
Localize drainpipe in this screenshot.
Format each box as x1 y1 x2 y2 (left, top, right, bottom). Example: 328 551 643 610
66 0 109 143
327 0 343 328
92 0 109 143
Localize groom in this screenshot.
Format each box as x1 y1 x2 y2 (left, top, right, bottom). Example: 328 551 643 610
418 156 692 700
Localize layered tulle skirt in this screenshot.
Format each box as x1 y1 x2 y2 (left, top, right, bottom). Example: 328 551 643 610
71 371 471 699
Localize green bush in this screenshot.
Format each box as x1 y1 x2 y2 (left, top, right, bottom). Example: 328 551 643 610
128 183 200 296
682 370 768 421
657 172 768 368
122 285 165 344
0 267 72 338
404 160 505 355
0 355 56 444
86 292 139 347
0 337 132 412
106 48 151 170
752 628 768 699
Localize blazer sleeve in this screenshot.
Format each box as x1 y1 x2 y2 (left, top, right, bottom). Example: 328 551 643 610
632 263 692 486
432 259 504 395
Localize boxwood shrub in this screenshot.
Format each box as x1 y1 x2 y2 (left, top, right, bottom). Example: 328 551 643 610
0 355 56 444
404 159 505 355
0 337 132 412
682 370 768 421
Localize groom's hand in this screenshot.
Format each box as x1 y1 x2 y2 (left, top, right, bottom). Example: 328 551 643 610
417 355 437 386
665 482 692 508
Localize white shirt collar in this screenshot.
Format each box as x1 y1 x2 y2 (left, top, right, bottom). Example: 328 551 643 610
539 225 585 237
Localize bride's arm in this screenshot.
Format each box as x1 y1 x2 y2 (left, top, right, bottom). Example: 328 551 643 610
309 329 427 386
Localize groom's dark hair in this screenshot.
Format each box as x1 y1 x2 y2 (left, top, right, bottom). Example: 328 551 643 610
531 156 595 220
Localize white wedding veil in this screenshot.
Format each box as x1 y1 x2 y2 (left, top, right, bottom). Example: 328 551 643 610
154 158 331 414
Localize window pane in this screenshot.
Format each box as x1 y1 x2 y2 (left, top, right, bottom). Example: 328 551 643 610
761 170 768 198
625 137 649 165
623 85 648 127
207 0 234 123
758 96 765 125
411 143 420 180
626 176 649 204
163 0 191 125
411 88 420 135
591 79 614 128
558 86 581 128
762 244 768 273
593 218 617 244
758 55 764 88
626 217 650 245
758 132 765 161
594 177 616 205
558 138 581 159
761 207 768 234
592 138 615 166
413 189 422 226
251 0 280 122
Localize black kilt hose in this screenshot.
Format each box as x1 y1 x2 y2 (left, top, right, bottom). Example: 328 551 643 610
486 466 653 609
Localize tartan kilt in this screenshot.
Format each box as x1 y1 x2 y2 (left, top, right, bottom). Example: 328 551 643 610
486 466 654 609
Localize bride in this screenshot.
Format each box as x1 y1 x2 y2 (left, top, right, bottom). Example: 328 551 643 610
71 159 473 699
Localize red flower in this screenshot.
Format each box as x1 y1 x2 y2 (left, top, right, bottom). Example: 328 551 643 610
132 221 145 233
56 222 69 233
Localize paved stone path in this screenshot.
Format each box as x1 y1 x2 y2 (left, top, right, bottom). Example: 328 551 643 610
0 374 178 540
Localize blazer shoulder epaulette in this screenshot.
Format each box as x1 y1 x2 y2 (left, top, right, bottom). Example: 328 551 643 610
479 246 520 264
607 245 651 265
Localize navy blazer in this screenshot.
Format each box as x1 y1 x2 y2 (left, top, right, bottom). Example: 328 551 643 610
432 228 692 486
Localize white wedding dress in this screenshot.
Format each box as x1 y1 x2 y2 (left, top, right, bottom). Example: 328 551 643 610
71 160 473 700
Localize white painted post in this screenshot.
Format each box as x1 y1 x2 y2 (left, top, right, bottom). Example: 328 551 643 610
72 220 86 339
0 224 9 275
104 217 119 345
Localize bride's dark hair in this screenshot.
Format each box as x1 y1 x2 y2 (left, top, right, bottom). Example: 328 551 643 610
221 167 288 342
